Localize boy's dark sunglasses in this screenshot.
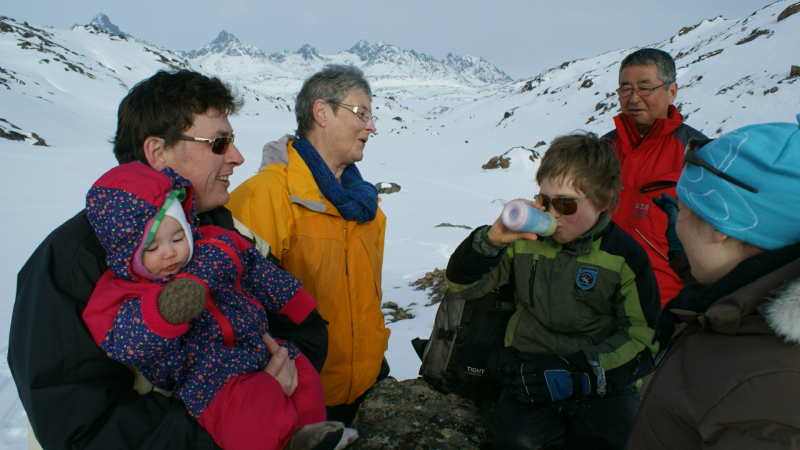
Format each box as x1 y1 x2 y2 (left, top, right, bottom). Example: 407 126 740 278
534 194 587 215
684 139 758 194
177 135 234 155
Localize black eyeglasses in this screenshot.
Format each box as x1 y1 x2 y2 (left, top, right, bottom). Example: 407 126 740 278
177 135 234 155
616 82 668 98
329 102 377 123
535 194 587 215
684 139 758 194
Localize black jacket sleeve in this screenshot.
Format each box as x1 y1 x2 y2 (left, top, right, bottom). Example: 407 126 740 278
8 211 221 450
446 226 506 285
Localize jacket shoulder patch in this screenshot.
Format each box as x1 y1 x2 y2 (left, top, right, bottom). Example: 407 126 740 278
576 266 598 291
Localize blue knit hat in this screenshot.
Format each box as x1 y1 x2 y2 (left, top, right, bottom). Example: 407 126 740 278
676 114 800 250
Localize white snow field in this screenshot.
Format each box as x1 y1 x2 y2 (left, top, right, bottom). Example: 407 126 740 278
2 1 799 447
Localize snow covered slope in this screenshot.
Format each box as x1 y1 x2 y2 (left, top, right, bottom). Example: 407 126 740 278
1 1 799 448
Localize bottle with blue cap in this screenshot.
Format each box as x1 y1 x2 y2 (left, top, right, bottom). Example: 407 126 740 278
501 200 557 236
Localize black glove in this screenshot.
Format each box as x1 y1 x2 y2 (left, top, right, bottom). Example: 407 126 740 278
496 351 594 404
652 193 683 259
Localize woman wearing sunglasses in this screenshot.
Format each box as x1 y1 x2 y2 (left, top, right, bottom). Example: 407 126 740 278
227 65 388 426
446 132 659 449
626 116 800 449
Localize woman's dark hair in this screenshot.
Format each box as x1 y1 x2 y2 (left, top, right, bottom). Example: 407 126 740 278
112 70 243 165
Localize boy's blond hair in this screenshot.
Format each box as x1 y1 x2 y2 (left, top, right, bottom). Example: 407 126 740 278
535 131 621 210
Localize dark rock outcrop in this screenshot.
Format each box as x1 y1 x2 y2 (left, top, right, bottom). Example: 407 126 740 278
482 155 510 170
0 128 26 141
778 2 800 21
435 223 472 230
409 268 449 306
31 132 48 146
736 28 771 45
382 302 415 323
376 182 401 194
351 377 494 450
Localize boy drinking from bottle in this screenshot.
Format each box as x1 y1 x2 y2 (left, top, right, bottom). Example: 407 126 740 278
446 132 660 450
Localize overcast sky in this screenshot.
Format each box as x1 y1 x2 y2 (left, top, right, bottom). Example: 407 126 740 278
5 0 771 79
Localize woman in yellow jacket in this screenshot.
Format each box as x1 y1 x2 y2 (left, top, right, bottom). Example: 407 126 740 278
227 64 389 425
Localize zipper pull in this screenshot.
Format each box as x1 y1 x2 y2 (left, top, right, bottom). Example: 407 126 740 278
529 259 537 307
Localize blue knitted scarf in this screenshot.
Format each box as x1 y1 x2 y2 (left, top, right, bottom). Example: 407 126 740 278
292 136 378 223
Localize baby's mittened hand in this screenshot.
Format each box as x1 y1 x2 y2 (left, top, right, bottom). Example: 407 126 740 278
157 278 207 324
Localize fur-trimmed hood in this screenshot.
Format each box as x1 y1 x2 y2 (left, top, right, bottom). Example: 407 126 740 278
766 277 800 345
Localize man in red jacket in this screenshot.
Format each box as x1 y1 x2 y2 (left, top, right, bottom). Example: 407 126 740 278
604 48 706 307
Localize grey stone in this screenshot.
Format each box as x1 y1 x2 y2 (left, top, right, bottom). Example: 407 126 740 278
376 182 402 194
434 223 472 230
351 377 494 450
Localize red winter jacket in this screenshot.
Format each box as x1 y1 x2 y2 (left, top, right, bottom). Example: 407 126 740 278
604 106 706 306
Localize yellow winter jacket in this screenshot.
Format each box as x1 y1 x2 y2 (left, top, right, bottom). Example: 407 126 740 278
226 135 389 406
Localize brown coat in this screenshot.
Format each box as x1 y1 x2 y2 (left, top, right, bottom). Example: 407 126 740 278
627 258 800 449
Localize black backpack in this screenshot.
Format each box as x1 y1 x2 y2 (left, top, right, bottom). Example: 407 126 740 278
412 283 515 400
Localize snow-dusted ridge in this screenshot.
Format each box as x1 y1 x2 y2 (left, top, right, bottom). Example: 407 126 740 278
182 30 513 89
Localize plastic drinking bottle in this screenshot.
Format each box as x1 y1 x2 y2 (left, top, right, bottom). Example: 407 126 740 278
501 200 557 236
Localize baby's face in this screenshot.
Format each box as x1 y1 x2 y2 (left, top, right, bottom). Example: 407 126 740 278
142 216 190 276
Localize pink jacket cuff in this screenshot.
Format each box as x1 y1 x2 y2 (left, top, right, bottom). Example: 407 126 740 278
141 287 189 338
277 287 317 324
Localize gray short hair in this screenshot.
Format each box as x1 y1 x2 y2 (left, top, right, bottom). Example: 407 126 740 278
619 48 676 89
295 64 372 137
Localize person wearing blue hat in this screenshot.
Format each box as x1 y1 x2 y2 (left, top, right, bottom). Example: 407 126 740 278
626 115 800 449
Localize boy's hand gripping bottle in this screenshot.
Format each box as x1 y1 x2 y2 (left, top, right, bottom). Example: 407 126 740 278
501 200 557 237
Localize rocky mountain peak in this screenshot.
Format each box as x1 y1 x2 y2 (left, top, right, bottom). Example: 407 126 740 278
211 30 238 46
297 44 323 61
182 30 267 60
87 13 130 37
348 39 375 61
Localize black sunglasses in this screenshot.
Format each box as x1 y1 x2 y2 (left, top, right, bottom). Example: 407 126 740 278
684 139 758 194
177 135 234 155
535 194 587 215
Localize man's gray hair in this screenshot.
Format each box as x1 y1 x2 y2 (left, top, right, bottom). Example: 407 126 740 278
295 64 372 137
619 48 676 89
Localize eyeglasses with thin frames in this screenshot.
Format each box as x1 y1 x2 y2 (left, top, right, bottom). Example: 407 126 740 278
177 135 234 155
329 102 377 123
616 82 668 99
534 194 587 215
683 139 758 193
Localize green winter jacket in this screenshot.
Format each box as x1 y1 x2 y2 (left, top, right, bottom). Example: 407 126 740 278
446 211 660 394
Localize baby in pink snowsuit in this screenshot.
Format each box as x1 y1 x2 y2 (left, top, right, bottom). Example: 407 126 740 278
83 162 349 450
